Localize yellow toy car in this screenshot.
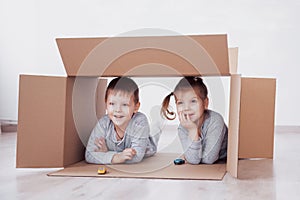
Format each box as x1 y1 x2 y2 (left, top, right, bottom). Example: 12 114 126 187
97 166 107 175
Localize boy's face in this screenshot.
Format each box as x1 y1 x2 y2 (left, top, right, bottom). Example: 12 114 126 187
175 88 208 125
106 91 140 131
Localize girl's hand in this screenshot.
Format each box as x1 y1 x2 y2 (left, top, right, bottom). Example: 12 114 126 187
178 111 197 131
178 112 199 141
112 148 136 163
94 137 108 152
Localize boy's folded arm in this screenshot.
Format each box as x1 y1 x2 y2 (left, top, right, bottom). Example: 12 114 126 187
85 117 112 164
85 150 116 164
125 139 148 164
125 117 151 164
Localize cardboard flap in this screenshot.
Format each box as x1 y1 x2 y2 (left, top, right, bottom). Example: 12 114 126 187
239 78 276 158
17 75 67 167
16 75 108 168
56 35 230 76
227 74 241 178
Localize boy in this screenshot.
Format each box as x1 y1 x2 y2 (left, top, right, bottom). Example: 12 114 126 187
85 77 157 164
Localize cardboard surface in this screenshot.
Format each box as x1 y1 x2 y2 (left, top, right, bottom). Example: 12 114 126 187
48 153 226 180
238 78 276 158
56 35 230 76
17 75 107 168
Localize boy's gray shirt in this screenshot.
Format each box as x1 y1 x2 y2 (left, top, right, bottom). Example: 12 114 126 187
178 110 228 164
85 112 157 164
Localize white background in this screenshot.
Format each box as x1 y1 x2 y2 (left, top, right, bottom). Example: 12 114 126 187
0 0 299 126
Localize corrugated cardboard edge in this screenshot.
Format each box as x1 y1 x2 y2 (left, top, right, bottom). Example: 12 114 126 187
226 74 241 178
228 47 238 74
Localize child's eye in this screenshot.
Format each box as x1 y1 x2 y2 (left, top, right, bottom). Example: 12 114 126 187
176 101 183 105
122 103 129 106
191 99 197 103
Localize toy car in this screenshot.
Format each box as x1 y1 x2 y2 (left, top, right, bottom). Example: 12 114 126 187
97 166 107 174
174 158 185 165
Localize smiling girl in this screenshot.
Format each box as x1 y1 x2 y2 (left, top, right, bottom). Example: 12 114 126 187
161 76 228 164
85 77 157 164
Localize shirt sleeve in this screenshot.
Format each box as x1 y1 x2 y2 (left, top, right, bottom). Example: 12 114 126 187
85 117 117 164
178 112 227 164
125 113 151 164
178 127 203 164
201 117 227 164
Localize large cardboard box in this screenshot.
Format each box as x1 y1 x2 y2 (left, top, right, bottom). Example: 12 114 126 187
16 34 276 178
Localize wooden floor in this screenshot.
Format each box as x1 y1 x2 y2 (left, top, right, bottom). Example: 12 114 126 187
1 128 300 200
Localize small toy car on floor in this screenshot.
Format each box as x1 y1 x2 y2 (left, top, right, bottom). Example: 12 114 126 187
97 166 107 174
174 158 185 165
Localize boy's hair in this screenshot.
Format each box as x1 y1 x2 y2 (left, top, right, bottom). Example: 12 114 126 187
161 76 208 120
105 77 139 104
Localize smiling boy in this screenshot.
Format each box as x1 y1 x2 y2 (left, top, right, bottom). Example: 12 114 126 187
85 77 157 164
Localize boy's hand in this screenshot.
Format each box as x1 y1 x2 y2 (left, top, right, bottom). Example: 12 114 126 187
94 137 108 152
112 148 136 163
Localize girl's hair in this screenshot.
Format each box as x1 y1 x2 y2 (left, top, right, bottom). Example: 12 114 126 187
105 77 139 104
161 76 208 120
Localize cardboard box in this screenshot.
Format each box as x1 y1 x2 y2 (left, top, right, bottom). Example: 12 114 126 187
16 34 276 179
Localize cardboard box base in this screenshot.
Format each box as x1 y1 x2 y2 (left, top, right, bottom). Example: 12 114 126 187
48 153 226 180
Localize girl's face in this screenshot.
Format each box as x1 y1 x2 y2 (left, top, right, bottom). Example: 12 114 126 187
106 91 140 131
174 88 208 126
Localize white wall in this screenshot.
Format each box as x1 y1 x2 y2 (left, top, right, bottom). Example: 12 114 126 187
1 0 299 125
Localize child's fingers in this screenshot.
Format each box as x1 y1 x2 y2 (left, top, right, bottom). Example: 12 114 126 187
180 112 189 124
99 137 106 144
94 139 101 148
93 137 108 152
132 148 136 155
123 148 136 156
121 151 134 160
130 148 136 156
178 112 185 122
186 113 191 121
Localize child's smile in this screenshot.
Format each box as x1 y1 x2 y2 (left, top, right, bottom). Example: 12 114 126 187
106 91 139 131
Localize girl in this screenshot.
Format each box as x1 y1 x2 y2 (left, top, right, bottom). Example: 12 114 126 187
85 77 157 164
161 76 228 164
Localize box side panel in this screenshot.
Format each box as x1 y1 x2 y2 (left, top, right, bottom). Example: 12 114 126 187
64 77 99 164
63 77 108 166
226 75 241 178
238 78 276 158
96 78 108 120
56 35 229 77
63 77 85 166
16 75 66 168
